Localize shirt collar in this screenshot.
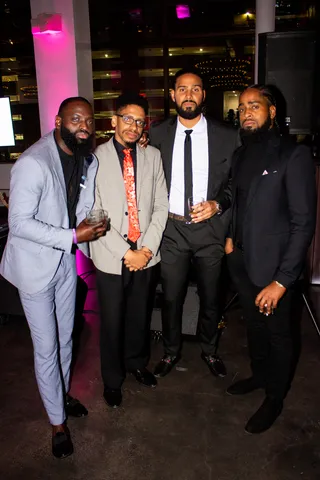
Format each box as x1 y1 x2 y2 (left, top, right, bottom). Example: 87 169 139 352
113 136 136 154
176 114 207 135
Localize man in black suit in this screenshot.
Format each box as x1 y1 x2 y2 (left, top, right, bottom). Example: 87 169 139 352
149 68 239 378
225 85 316 434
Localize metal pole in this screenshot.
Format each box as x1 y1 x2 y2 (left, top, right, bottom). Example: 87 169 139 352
255 0 275 83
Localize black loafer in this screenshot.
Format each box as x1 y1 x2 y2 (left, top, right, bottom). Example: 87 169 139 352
65 394 88 417
130 368 157 388
226 377 263 396
154 355 179 378
103 388 122 408
245 397 283 434
201 352 227 377
52 431 73 459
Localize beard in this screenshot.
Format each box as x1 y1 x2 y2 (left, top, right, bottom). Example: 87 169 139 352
240 114 273 138
175 100 204 120
60 123 94 157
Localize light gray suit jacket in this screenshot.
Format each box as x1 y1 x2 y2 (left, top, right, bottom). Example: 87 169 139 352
90 139 168 275
0 131 97 294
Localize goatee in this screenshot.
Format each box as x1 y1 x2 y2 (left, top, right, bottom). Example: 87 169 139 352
176 102 204 120
240 114 273 138
60 123 93 157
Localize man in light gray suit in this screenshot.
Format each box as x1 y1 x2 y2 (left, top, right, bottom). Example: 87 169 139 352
90 93 168 409
0 97 107 459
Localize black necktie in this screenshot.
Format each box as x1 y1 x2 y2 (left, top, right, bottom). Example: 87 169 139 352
184 129 193 217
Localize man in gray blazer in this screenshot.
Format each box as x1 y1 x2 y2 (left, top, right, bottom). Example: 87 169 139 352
91 93 168 408
0 97 107 459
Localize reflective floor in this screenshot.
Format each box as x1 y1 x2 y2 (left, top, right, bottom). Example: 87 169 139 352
1 254 320 480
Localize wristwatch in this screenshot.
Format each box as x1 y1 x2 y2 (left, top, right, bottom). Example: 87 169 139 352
215 202 222 215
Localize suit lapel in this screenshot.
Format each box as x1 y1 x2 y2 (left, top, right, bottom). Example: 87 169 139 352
47 132 67 204
136 145 145 204
105 140 126 201
206 118 217 199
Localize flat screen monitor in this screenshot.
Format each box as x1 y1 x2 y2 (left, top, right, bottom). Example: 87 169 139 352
0 97 15 147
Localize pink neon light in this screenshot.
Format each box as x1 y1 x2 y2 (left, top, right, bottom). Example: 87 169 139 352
176 5 191 19
32 28 61 35
31 13 62 36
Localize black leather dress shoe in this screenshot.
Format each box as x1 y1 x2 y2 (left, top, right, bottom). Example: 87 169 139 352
201 353 227 377
154 355 179 378
103 388 122 408
52 431 73 459
65 394 88 417
226 377 263 396
130 368 157 388
245 397 283 434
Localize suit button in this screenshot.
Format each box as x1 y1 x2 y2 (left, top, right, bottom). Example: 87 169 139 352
125 211 128 216
124 234 127 238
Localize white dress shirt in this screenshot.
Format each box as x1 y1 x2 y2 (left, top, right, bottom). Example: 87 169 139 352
169 114 209 215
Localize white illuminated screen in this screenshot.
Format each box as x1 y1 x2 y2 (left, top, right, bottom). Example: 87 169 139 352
0 97 15 147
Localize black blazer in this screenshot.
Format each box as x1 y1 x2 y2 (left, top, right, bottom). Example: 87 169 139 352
230 133 316 288
149 116 239 242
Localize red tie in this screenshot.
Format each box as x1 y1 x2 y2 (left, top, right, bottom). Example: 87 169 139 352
123 149 140 243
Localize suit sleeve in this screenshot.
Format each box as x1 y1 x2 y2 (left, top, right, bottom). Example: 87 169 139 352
273 145 316 287
215 129 239 214
141 149 169 254
148 124 160 150
8 155 73 252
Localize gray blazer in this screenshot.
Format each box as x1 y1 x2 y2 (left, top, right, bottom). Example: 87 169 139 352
90 139 168 275
0 131 97 294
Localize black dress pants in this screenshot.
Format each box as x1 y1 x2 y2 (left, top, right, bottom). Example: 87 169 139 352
160 218 224 357
227 247 294 401
96 264 153 390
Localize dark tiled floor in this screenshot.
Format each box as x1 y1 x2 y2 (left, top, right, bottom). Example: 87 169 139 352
1 255 320 479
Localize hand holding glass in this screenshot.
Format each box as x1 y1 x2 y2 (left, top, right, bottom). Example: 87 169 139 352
86 209 108 225
187 196 204 224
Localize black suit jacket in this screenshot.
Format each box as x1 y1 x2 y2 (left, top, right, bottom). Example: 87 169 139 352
149 116 239 243
230 133 316 288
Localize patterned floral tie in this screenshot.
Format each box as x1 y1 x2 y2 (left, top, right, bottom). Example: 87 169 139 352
123 148 140 242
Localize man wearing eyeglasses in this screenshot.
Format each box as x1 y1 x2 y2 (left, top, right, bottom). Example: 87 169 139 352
90 92 168 408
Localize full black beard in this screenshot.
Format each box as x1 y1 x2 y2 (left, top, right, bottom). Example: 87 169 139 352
60 123 93 157
175 101 204 120
240 114 273 138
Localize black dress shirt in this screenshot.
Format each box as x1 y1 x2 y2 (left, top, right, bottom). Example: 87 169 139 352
55 140 84 228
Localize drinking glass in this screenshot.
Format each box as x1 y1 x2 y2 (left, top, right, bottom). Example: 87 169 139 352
86 209 108 225
186 196 204 224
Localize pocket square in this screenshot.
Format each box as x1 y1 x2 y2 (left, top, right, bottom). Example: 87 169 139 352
262 170 269 176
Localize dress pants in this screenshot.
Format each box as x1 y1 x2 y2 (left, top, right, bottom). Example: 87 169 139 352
227 247 294 401
160 218 224 357
96 264 153 390
19 254 77 425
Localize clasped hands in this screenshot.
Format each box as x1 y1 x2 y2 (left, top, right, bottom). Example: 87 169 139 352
123 247 153 272
190 200 220 223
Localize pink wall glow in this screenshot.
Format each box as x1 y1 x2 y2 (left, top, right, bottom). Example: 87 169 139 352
31 13 62 35
30 0 94 136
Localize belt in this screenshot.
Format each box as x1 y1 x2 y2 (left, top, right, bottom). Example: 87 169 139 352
168 212 188 222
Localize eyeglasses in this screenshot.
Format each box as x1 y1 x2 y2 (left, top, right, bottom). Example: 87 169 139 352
115 114 146 129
